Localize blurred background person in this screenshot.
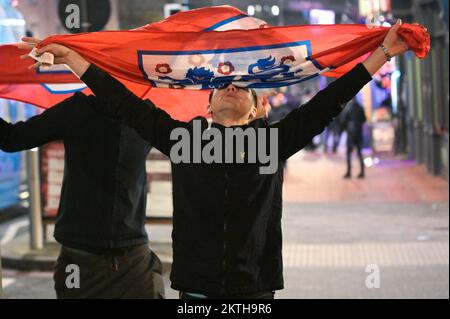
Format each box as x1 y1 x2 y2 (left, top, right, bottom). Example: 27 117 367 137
323 112 345 154
342 98 367 179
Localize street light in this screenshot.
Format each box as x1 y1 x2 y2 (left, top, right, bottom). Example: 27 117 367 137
271 5 280 16
247 5 255 16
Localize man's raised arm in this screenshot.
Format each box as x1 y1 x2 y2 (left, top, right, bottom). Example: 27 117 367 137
273 63 372 160
0 93 85 152
79 64 182 156
273 19 409 161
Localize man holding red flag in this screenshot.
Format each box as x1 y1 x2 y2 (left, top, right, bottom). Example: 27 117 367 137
19 19 410 299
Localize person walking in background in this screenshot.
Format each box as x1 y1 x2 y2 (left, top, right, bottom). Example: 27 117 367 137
267 91 290 124
342 99 367 179
323 112 345 154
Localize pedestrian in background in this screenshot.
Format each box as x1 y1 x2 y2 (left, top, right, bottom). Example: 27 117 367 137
342 99 367 179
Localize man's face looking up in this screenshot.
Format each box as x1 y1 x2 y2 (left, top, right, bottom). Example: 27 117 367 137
208 84 257 123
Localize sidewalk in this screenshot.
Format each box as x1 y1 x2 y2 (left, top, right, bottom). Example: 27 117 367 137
278 151 449 298
283 151 449 203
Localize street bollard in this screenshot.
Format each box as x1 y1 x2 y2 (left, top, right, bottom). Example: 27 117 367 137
26 148 43 250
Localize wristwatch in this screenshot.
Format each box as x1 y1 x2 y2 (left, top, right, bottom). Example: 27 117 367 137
380 44 392 62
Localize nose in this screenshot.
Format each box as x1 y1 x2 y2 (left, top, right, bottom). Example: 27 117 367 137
226 84 237 93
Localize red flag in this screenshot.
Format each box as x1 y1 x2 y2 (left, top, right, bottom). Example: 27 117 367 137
0 6 429 118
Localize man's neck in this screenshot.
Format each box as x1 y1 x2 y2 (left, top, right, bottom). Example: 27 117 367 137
212 112 249 127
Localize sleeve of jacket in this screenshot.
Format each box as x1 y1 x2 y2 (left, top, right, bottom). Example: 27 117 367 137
0 92 86 153
80 64 184 156
273 63 372 161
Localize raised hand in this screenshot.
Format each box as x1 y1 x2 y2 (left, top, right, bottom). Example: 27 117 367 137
382 19 410 58
17 37 91 77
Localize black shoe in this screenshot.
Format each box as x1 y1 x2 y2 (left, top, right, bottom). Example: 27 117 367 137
343 173 351 179
357 173 365 179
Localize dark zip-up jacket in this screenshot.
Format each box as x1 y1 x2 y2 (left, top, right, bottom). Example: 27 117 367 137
80 63 372 294
0 93 151 252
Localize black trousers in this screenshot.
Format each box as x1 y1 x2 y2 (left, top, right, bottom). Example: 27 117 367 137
54 244 165 299
346 138 365 176
179 290 275 299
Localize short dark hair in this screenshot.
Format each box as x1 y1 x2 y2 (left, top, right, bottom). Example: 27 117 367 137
209 87 258 106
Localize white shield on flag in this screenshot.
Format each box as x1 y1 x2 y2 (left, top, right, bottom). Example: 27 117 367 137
37 65 87 94
138 41 324 90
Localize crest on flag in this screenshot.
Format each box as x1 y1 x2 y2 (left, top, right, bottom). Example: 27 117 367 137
36 64 87 94
138 41 325 90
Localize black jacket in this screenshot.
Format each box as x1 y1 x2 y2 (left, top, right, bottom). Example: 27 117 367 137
0 93 151 252
81 63 372 294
